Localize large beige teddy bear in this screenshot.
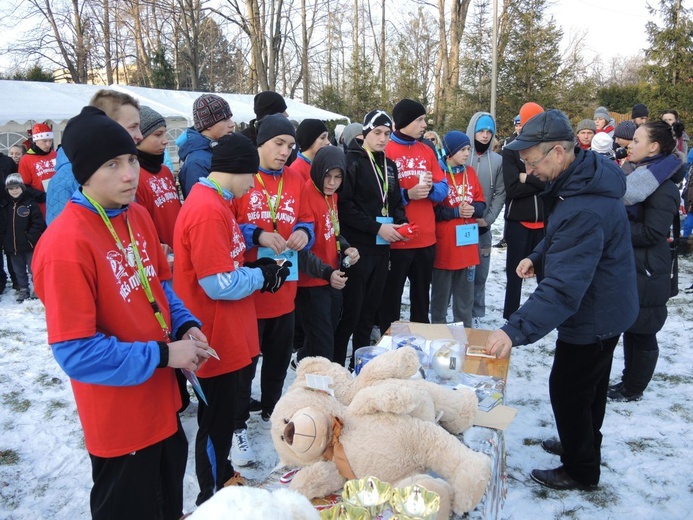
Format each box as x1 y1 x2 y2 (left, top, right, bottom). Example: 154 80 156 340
270 349 491 518
292 347 478 435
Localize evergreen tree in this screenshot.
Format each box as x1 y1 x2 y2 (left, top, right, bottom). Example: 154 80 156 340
150 48 176 89
496 0 563 136
643 0 693 119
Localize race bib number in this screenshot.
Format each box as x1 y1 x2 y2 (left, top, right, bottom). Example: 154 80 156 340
455 223 479 246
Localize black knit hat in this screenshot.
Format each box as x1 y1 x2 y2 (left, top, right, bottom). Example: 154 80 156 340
392 99 426 130
254 91 288 120
193 94 232 132
257 114 296 147
62 106 137 185
296 119 328 152
139 106 166 140
631 103 649 119
211 134 259 174
362 110 393 137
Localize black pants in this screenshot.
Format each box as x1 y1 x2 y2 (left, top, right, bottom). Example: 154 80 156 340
0 249 18 290
195 370 240 505
379 245 436 333
334 252 389 367
549 335 619 485
236 311 294 426
90 421 187 520
296 285 343 362
503 220 545 319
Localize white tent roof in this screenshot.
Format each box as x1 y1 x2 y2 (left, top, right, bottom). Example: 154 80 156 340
0 80 349 126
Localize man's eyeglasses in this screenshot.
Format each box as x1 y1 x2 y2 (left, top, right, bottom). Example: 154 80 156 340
521 145 558 168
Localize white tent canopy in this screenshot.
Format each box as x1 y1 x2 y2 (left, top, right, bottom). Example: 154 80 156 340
0 80 349 127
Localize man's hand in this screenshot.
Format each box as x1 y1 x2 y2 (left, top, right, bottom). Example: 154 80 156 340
458 202 474 219
516 258 535 279
258 231 287 255
377 223 405 243
344 247 360 266
408 183 431 200
330 270 347 289
286 230 309 251
485 329 513 359
168 338 211 371
477 218 488 227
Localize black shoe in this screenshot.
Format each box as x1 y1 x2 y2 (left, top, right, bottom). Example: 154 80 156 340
530 466 596 491
493 238 507 249
249 398 262 413
16 289 29 303
607 381 623 393
541 438 564 456
607 385 643 402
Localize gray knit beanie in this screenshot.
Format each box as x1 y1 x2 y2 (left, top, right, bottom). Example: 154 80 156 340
576 119 597 133
139 106 166 140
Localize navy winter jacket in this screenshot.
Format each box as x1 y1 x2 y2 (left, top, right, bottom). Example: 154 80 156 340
502 149 638 346
177 127 213 198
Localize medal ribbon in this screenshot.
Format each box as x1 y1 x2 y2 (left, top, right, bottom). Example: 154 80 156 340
447 164 469 222
82 191 170 340
313 182 341 254
255 172 284 232
366 149 389 216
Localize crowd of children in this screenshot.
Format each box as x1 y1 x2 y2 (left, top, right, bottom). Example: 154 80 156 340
1 90 689 517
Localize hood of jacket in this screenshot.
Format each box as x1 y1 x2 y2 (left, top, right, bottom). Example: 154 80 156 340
309 146 347 195
178 127 213 161
543 148 625 211
466 111 496 157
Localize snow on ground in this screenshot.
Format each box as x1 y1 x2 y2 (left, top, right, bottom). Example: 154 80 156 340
1 223 692 519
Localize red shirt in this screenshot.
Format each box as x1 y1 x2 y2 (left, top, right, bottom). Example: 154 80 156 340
298 180 339 288
233 165 313 318
19 150 57 216
32 202 180 458
291 155 312 182
173 184 259 376
136 166 181 248
434 165 485 270
385 140 444 249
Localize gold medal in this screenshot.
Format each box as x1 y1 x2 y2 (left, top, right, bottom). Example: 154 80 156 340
381 207 388 216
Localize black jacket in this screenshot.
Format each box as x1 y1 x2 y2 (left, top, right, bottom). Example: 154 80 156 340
0 190 46 254
627 177 680 335
338 138 407 254
0 153 18 205
501 147 545 222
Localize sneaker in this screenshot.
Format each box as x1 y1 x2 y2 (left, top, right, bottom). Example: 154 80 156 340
259 411 272 431
493 238 507 249
249 398 262 413
16 289 29 303
607 384 642 402
289 357 298 372
231 429 255 466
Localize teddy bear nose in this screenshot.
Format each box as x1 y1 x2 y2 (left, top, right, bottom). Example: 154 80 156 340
283 422 295 445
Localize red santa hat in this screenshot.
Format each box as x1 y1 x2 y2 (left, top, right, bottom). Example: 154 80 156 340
32 122 53 141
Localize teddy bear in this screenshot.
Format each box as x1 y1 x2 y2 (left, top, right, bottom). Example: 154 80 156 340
292 347 479 435
270 350 492 518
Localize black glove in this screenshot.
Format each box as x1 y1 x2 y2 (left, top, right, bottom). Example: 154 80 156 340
258 261 292 293
245 257 277 269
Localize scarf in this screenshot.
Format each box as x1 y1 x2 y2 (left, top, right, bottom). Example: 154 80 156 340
29 143 52 156
623 153 682 206
474 139 491 154
137 149 164 174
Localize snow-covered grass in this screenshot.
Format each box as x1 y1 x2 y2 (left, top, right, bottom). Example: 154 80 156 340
1 223 692 519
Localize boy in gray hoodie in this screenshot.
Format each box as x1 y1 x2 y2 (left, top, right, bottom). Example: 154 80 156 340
465 112 505 324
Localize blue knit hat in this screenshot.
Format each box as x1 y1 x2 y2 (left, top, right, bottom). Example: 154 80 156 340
475 114 495 134
442 131 471 158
